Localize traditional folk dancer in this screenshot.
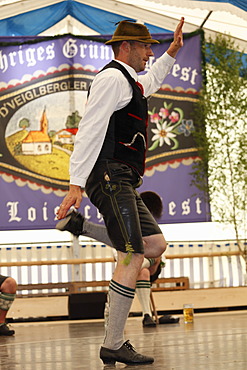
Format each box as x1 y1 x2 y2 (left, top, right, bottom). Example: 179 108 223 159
57 18 184 365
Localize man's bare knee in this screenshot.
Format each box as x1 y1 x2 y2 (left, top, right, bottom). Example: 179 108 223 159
160 239 167 254
1 277 17 294
146 245 166 258
143 234 167 258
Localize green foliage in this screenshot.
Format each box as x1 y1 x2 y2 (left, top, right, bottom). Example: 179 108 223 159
65 110 82 128
19 118 30 129
192 33 247 257
48 130 56 138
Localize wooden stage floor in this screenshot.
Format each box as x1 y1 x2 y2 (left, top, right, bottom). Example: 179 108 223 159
0 310 247 369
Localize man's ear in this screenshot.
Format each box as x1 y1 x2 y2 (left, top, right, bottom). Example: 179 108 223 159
121 41 131 52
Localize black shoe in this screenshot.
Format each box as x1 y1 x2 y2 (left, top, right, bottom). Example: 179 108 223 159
159 315 180 324
0 323 15 336
56 210 84 237
100 340 154 365
142 314 157 327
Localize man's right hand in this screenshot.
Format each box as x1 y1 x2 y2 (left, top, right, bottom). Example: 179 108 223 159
56 184 83 219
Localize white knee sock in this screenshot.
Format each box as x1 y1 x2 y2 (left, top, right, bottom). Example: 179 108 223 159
135 280 152 317
103 279 135 350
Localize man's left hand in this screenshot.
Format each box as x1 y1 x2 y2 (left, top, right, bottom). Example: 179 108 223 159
167 17 184 58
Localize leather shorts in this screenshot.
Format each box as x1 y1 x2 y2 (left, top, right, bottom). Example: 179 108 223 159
85 160 162 254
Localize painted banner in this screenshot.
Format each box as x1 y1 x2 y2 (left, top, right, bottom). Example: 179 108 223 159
0 32 210 230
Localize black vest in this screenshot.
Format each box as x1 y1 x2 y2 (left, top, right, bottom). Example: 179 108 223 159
96 60 148 176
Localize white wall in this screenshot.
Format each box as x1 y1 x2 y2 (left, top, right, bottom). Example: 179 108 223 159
0 221 237 246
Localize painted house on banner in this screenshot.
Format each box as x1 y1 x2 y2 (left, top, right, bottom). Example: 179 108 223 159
22 108 52 155
54 128 78 145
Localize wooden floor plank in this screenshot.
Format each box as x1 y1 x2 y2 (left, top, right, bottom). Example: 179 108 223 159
0 310 247 369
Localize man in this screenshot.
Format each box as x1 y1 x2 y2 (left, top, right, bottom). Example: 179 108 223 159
57 18 184 365
0 274 17 335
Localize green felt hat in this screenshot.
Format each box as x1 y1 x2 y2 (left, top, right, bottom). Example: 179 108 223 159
105 21 159 45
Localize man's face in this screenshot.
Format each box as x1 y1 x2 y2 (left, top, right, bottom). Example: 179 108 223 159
128 41 154 72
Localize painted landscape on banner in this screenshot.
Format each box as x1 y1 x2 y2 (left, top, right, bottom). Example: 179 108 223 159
0 32 210 230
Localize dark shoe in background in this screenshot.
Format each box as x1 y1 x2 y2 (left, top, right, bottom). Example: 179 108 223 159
56 210 84 237
100 340 154 365
142 313 157 327
159 315 180 324
0 323 15 336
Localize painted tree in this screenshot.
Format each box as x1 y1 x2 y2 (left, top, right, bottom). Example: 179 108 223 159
192 34 247 278
19 118 30 130
65 110 82 128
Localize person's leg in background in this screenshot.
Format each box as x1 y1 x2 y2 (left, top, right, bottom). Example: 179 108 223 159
0 275 17 336
136 267 156 327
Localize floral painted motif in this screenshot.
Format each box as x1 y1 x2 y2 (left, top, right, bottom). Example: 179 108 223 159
177 119 195 137
150 122 176 148
148 102 194 151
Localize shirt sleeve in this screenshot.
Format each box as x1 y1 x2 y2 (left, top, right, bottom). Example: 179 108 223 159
69 69 130 188
139 52 175 97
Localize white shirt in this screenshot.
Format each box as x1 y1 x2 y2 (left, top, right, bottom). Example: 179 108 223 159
70 52 175 188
